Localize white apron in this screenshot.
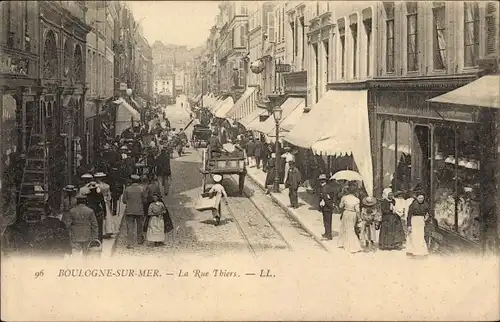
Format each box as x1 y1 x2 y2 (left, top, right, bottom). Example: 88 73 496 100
147 216 165 242
407 216 429 256
283 162 290 185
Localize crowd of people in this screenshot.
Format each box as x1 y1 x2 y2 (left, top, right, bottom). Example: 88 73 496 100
2 111 189 257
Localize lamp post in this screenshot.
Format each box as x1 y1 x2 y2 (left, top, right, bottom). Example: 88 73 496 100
273 106 283 193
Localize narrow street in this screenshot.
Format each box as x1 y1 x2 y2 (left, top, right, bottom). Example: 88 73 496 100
114 103 324 257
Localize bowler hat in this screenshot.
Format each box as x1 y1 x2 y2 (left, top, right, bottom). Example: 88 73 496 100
362 196 377 207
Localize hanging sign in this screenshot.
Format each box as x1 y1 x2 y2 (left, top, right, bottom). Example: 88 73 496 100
275 64 291 73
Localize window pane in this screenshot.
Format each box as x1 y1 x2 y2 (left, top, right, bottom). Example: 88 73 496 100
433 126 457 232
381 120 396 189
456 126 481 241
395 122 412 191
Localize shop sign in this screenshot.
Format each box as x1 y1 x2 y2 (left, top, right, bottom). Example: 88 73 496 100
276 64 291 73
376 104 478 123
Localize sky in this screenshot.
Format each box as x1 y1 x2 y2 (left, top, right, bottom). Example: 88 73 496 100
127 1 220 48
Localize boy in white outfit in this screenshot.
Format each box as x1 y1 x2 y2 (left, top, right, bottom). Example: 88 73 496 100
209 174 228 226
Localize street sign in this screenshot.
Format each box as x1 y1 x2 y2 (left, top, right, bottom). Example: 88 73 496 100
275 64 291 73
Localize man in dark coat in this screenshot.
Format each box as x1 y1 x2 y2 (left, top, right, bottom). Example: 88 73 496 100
261 142 271 171
109 166 125 216
246 138 256 167
123 175 145 249
62 194 98 256
254 138 263 169
155 148 172 196
318 174 335 240
285 160 302 208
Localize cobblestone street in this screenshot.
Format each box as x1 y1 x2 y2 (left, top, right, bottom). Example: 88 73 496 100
114 104 324 257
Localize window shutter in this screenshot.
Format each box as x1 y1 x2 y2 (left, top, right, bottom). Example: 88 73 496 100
268 12 275 43
485 2 498 56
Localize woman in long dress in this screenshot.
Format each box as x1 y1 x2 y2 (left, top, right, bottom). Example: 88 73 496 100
378 188 406 250
406 191 430 257
95 172 115 238
338 182 362 253
146 193 166 246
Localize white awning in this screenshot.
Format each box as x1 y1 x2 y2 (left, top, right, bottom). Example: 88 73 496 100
427 75 500 109
114 97 141 136
247 113 270 131
252 97 304 135
279 99 307 132
308 90 373 196
226 86 258 120
214 97 235 118
209 98 224 112
239 107 267 129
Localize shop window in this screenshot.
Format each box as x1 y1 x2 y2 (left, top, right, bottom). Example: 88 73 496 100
464 2 479 67
432 3 447 70
433 125 480 242
380 120 412 192
406 2 418 71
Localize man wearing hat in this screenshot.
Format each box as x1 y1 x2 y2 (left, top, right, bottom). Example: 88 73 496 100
123 174 146 248
155 146 172 196
318 174 335 240
285 160 302 208
60 185 78 220
62 193 98 256
282 146 295 184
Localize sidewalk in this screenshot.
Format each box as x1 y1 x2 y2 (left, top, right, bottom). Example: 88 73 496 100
245 167 408 259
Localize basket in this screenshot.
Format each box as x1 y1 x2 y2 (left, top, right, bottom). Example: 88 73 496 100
195 193 217 211
87 239 102 258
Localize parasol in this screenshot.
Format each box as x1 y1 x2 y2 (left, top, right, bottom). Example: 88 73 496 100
331 170 363 181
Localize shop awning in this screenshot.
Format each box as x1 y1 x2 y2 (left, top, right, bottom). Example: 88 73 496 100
209 98 222 112
246 112 269 131
226 86 257 120
114 97 141 136
252 97 305 135
427 75 500 109
238 107 267 129
279 99 307 132
307 90 373 196
213 97 235 119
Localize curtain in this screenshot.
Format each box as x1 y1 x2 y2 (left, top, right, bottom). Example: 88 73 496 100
433 6 447 69
464 3 478 66
407 14 417 70
382 120 396 189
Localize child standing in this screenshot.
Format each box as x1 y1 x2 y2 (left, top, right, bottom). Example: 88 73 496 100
209 174 228 226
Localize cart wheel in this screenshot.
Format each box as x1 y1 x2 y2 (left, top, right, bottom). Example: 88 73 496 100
238 173 245 195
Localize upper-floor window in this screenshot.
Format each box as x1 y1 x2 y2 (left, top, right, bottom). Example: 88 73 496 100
350 14 358 78
432 2 447 70
339 22 346 79
406 2 418 71
384 2 395 73
363 8 373 77
241 4 248 15
464 2 479 67
485 2 498 56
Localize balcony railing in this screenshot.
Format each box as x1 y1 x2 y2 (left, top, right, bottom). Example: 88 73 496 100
0 50 39 78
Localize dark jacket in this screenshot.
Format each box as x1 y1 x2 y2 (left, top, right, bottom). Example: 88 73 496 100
63 204 99 243
155 152 172 176
254 141 263 158
86 190 106 217
319 183 336 213
285 167 302 189
142 181 162 205
246 141 256 156
123 183 145 216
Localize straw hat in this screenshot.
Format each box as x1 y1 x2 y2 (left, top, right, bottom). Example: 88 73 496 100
94 172 107 178
318 174 328 180
212 174 222 182
81 173 93 179
63 185 76 192
76 193 87 200
130 174 141 181
362 196 377 207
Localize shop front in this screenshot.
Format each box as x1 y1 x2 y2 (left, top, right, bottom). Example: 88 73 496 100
372 76 498 253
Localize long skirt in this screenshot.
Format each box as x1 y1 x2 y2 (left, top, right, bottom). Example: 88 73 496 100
406 216 429 256
339 210 362 253
104 200 117 234
146 216 165 242
265 167 276 186
379 214 406 250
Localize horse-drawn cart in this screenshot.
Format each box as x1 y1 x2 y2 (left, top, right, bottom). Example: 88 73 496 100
191 124 212 148
199 144 246 195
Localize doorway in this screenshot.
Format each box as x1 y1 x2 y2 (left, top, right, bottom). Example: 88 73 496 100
413 124 432 196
